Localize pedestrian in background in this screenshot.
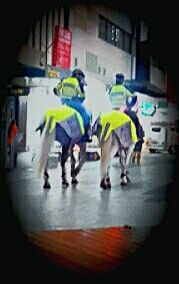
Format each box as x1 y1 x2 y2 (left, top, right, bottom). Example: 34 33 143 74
7 119 19 169
125 96 145 164
132 126 145 164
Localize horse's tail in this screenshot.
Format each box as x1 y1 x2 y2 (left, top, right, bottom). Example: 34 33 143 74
37 117 55 174
35 115 46 135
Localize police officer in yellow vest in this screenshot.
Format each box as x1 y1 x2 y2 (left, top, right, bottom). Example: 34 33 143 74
54 69 92 142
109 73 133 111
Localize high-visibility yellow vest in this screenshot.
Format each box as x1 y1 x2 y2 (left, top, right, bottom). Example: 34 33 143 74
56 77 85 100
100 110 137 143
45 105 85 134
109 84 133 109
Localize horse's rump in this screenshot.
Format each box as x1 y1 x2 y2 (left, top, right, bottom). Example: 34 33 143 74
57 114 83 144
94 118 135 149
114 121 134 148
36 113 84 174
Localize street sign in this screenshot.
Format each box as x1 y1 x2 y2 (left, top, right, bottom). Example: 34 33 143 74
52 26 72 69
141 102 156 116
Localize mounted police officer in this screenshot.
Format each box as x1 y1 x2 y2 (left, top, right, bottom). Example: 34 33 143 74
109 73 133 111
53 69 92 142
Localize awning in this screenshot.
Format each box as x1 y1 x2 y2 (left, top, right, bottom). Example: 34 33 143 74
124 79 166 98
13 63 71 80
13 63 46 78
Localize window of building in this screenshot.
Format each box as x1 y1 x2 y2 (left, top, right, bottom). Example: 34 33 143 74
102 68 106 76
106 22 115 45
151 56 158 67
115 27 121 48
98 15 132 54
150 56 165 71
52 9 55 37
58 7 61 24
121 30 125 50
64 6 70 29
45 11 49 63
111 25 116 44
32 25 36 48
86 51 97 73
152 127 161 132
124 33 131 53
24 33 29 46
99 16 106 40
39 17 42 51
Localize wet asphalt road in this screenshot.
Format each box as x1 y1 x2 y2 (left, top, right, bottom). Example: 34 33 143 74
5 151 176 233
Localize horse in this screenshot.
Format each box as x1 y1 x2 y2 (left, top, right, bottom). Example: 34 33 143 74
35 106 88 189
92 111 138 189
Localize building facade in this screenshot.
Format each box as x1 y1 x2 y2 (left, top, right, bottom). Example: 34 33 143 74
3 3 173 168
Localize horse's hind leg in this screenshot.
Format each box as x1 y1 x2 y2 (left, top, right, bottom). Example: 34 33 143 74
100 136 115 189
119 150 128 186
125 144 135 183
120 144 135 186
71 142 87 183
43 161 51 189
106 166 111 188
106 138 118 188
61 144 70 187
70 147 78 185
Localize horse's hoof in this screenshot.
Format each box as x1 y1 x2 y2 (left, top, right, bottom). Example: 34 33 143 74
100 184 108 190
100 180 110 190
126 176 131 183
107 182 111 188
43 182 51 189
71 178 78 185
120 181 128 186
62 181 69 187
106 178 111 188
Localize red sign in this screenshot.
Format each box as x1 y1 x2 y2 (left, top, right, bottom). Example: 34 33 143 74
52 26 72 69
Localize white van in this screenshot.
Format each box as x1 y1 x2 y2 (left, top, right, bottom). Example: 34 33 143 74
147 123 179 153
148 127 166 153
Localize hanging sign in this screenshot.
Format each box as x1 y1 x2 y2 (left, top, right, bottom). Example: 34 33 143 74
52 25 72 69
